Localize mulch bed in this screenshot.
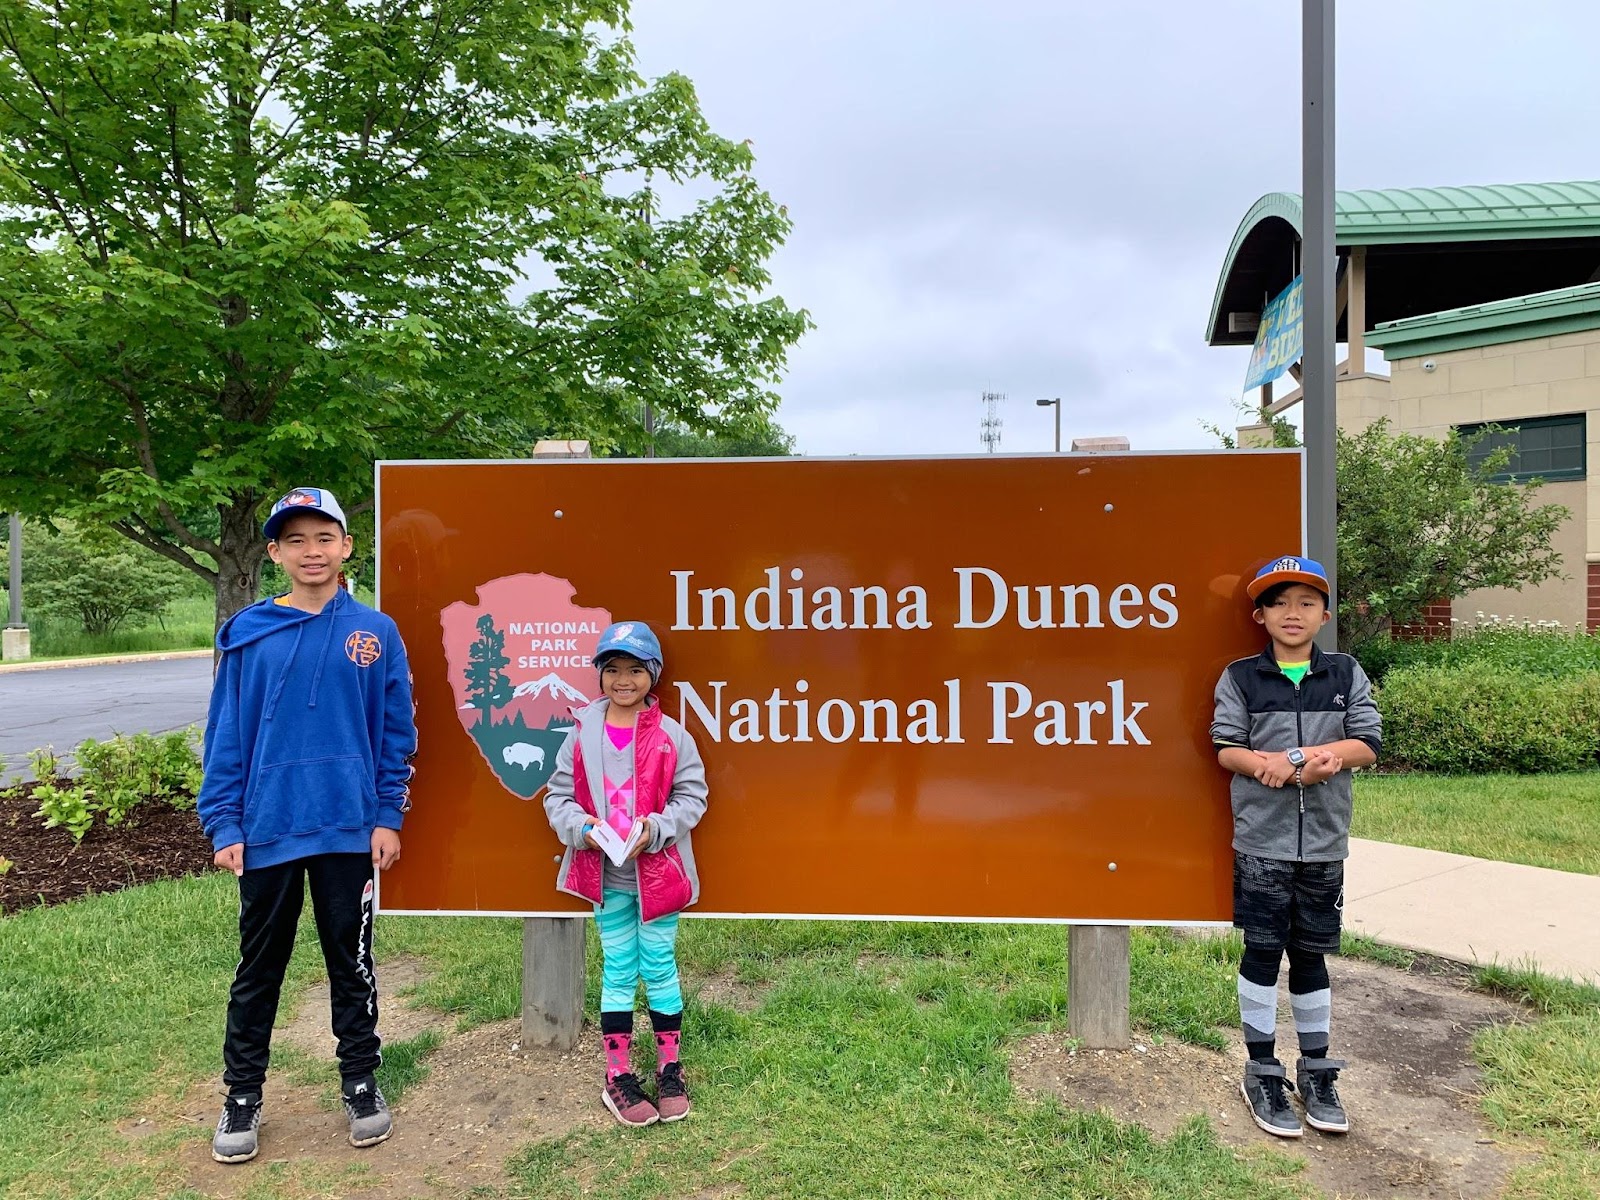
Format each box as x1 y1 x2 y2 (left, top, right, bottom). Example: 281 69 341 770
0 783 215 912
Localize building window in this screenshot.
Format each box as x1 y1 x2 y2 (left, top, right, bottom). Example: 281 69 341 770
1456 414 1587 484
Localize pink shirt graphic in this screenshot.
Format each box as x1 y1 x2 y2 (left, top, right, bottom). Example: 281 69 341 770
603 723 635 838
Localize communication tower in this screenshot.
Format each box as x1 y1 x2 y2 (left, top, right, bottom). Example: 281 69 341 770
980 390 1004 453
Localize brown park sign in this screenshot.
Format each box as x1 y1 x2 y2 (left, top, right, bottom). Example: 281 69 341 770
376 452 1302 923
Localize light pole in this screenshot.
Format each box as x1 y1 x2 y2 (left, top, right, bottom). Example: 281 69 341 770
1303 0 1337 649
4 512 27 661
1035 398 1061 452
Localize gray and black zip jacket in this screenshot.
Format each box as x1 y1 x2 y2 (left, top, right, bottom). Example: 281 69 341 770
1210 645 1382 863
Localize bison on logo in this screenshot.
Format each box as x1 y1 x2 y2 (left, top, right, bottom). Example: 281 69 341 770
440 574 611 799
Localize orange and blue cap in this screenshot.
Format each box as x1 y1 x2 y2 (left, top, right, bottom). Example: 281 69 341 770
1246 555 1330 603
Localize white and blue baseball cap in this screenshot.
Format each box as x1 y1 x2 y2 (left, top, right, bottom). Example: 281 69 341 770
263 487 348 542
595 621 664 682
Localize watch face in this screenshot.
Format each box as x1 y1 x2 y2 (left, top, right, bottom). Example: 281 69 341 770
1287 749 1306 766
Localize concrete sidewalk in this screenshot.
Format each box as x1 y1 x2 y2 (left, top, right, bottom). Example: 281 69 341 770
1345 837 1600 985
0 647 211 675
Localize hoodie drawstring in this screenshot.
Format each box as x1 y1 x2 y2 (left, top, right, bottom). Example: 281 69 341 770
307 590 343 710
259 591 344 719
263 623 305 722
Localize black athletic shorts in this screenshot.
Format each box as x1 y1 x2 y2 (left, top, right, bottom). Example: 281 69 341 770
1232 852 1344 955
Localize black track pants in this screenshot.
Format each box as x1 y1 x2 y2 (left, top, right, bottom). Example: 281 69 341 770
223 852 380 1093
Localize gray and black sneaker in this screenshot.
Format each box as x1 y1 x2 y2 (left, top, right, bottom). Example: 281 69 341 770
1296 1056 1350 1133
211 1092 262 1163
1241 1059 1303 1138
342 1077 393 1148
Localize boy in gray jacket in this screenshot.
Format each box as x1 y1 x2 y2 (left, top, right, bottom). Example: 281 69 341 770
1211 556 1381 1140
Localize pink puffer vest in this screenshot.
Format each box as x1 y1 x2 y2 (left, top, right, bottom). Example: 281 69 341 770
558 704 694 922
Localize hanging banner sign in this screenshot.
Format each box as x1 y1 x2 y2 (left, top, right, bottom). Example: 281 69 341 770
376 452 1303 923
1243 275 1304 392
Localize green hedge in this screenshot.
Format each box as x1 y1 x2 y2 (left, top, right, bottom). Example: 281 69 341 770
1358 624 1600 684
1378 662 1600 773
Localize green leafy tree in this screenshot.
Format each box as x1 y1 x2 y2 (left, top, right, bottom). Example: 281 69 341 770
611 410 796 458
0 0 809 630
1203 409 1569 651
2 520 193 635
464 614 512 722
1199 397 1300 449
1336 420 1568 651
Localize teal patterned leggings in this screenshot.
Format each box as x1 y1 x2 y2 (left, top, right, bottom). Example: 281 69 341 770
595 889 683 1014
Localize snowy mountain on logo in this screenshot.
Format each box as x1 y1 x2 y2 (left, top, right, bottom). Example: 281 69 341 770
504 672 589 727
514 673 590 703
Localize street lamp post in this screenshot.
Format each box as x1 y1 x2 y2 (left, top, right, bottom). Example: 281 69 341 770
1035 397 1061 452
1303 0 1337 648
4 512 27 661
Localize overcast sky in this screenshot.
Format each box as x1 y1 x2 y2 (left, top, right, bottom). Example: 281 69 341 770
626 1 1600 456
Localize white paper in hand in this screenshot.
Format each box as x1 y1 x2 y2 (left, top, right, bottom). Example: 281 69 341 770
591 818 647 867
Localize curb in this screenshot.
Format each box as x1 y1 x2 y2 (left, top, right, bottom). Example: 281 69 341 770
0 648 213 676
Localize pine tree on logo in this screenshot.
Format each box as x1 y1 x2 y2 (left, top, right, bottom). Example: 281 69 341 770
464 613 512 722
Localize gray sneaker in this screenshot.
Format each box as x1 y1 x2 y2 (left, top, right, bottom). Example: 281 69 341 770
1296 1056 1350 1133
211 1092 262 1163
342 1077 393 1148
1241 1059 1303 1138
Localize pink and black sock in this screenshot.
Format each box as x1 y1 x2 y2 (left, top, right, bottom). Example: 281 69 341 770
650 1008 682 1071
601 1010 634 1082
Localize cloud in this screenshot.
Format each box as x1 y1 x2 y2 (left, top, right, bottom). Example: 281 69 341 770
626 0 1600 455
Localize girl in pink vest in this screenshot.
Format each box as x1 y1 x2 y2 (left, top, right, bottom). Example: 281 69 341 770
543 621 708 1126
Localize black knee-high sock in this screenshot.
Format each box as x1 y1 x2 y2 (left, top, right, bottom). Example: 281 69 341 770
1238 945 1282 1062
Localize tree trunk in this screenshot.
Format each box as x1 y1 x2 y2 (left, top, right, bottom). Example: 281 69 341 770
214 499 267 633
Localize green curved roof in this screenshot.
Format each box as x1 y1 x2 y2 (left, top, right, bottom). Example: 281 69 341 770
1207 181 1600 344
1366 281 1600 358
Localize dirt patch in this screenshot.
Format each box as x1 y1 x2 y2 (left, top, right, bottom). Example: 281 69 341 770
278 958 451 1060
1011 957 1529 1199
691 966 768 1014
0 784 212 911
148 958 606 1197
168 1017 605 1199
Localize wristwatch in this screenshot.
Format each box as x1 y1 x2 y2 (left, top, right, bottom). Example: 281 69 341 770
1286 748 1307 768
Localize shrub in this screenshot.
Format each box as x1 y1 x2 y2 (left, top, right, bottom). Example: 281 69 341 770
21 729 203 842
1357 621 1600 684
1379 662 1600 773
28 749 95 841
3 519 194 636
75 729 204 819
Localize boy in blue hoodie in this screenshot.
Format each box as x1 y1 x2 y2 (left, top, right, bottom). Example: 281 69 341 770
197 488 417 1164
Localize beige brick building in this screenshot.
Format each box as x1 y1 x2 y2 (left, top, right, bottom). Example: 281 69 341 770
1207 182 1600 633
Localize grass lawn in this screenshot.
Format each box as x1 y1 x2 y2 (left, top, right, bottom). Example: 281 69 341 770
1473 965 1600 1199
24 595 215 661
17 588 374 662
1352 771 1600 875
2 874 1598 1199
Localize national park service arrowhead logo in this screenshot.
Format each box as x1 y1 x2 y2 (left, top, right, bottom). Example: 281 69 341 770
440 574 611 799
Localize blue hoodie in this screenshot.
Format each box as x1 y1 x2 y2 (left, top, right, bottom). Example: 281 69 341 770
197 589 417 871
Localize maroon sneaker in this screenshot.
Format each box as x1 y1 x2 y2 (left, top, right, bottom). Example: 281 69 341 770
602 1072 659 1127
655 1062 691 1122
